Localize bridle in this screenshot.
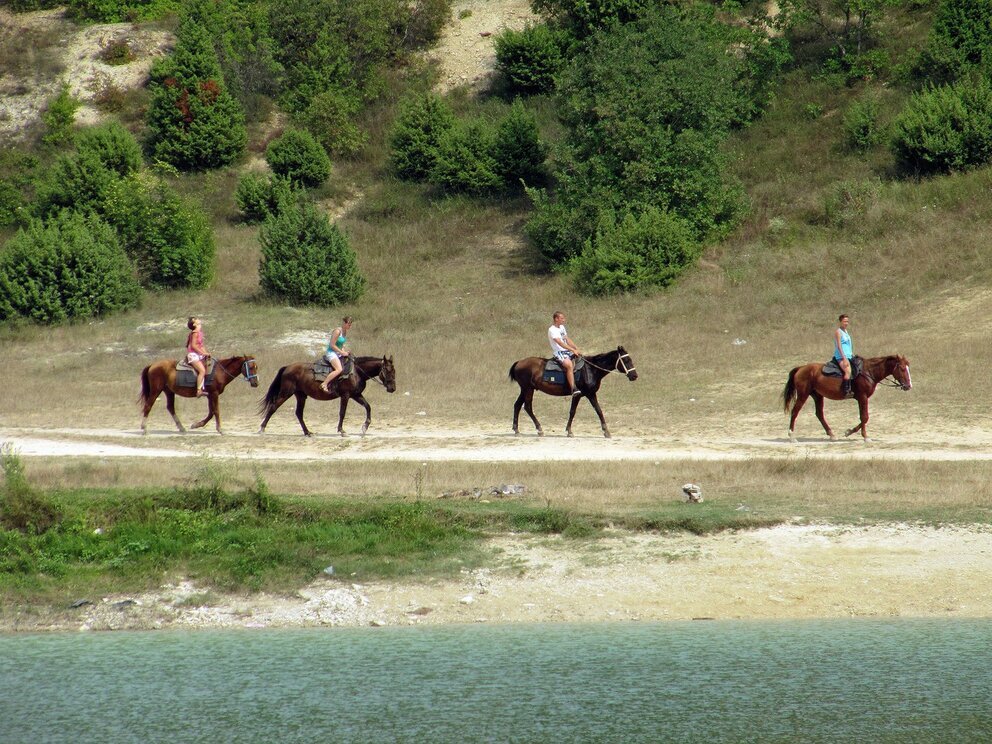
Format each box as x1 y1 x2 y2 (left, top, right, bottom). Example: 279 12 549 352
877 361 911 391
213 357 257 385
354 359 392 388
581 351 636 376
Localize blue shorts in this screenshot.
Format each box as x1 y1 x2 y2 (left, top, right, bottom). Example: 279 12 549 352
553 350 574 362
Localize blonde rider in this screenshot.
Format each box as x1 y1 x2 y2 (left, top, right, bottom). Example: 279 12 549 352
320 316 353 393
548 311 582 395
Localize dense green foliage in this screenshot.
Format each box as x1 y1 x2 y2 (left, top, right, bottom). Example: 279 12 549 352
494 23 569 95
915 0 992 83
74 121 144 177
103 173 215 289
259 197 365 305
65 0 178 22
843 95 884 152
389 93 456 180
146 15 246 170
532 0 652 38
430 120 502 195
0 211 141 324
891 76 992 173
527 4 778 288
492 99 548 187
265 129 332 188
6 0 61 10
41 85 79 147
34 151 118 218
571 207 699 295
235 173 297 223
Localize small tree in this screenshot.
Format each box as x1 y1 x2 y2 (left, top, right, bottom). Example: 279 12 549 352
75 121 143 177
429 119 502 195
494 24 567 95
235 173 297 223
103 173 215 289
265 129 332 188
915 0 992 83
259 197 365 305
843 95 883 152
146 19 246 170
34 150 117 218
41 84 79 146
389 93 455 181
493 99 548 187
0 211 141 324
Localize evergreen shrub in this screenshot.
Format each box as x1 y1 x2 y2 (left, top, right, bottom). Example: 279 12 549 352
259 198 365 306
494 24 567 95
104 174 215 289
430 120 502 195
0 211 141 325
75 121 143 177
42 85 79 146
34 151 117 218
571 207 699 295
65 0 178 22
235 174 296 223
492 99 548 187
843 96 883 152
389 93 455 181
891 77 992 174
265 129 332 188
915 0 992 83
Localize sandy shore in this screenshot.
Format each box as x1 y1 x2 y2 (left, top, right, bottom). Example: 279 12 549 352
6 523 991 632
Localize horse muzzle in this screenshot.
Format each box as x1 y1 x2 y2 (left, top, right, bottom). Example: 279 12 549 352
627 371 639 381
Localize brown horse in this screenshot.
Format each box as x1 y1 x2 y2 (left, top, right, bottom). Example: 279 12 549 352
139 355 259 434
257 355 396 437
509 347 637 438
782 354 912 441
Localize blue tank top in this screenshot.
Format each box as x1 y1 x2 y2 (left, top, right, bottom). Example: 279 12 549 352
834 328 853 360
327 333 347 354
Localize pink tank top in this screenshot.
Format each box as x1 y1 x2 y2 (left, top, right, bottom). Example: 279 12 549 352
187 330 204 354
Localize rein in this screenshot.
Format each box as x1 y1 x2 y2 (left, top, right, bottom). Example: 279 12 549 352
213 358 257 385
580 352 636 376
354 361 387 387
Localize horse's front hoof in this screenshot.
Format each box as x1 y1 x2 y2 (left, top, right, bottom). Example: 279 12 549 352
257 427 265 435
566 431 573 438
537 430 544 437
303 432 313 438
603 431 612 439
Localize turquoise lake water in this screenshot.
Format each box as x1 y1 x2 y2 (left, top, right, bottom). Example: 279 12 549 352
2 619 991 743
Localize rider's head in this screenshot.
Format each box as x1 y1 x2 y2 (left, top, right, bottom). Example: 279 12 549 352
553 311 565 325
838 314 849 326
187 317 199 331
342 316 353 328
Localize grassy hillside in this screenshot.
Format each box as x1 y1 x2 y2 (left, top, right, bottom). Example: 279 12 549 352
1 1 991 442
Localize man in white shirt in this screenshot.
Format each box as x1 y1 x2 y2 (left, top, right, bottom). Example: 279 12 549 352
548 311 582 395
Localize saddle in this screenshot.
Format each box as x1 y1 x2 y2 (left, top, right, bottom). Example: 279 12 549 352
312 356 355 383
542 356 586 386
822 355 863 379
176 357 216 389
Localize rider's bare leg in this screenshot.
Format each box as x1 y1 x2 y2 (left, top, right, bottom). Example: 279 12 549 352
562 357 577 394
321 357 343 393
192 360 206 397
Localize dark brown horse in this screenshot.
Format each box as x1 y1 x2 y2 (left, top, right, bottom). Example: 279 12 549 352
783 354 912 441
509 347 637 438
257 355 396 437
139 355 259 434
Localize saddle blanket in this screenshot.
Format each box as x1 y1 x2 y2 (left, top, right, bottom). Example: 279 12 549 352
176 357 216 390
822 355 863 379
542 356 586 386
313 356 354 382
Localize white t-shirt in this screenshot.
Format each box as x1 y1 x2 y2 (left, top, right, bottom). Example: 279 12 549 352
548 324 569 354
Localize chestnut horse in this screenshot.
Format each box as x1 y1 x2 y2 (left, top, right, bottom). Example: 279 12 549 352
509 347 637 438
257 355 396 437
782 354 912 441
139 355 259 434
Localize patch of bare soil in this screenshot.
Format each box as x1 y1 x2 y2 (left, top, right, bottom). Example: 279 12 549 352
8 524 992 632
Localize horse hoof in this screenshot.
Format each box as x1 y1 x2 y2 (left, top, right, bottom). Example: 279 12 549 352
566 431 573 438
603 432 612 439
537 430 544 437
257 428 264 435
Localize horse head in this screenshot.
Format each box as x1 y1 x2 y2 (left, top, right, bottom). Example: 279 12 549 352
617 346 638 381
380 356 397 393
242 356 260 387
890 355 912 391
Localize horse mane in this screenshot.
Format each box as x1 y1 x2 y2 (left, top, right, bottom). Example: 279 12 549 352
585 348 621 365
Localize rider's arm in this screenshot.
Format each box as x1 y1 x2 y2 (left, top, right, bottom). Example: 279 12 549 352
193 332 208 356
330 327 348 355
563 336 581 355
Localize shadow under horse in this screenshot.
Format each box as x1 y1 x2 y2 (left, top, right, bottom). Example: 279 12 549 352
509 347 637 438
139 355 259 434
782 354 912 441
258 355 396 437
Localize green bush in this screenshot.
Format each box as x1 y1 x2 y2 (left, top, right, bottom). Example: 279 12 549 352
0 446 61 535
0 211 141 325
103 173 215 289
531 0 652 38
65 0 178 22
493 99 548 187
259 197 365 306
843 95 883 152
42 85 79 147
146 19 246 170
406 0 453 48
429 120 502 195
235 173 296 223
34 151 118 218
915 0 992 84
571 207 699 295
299 89 367 156
389 93 455 181
75 121 143 177
7 0 62 10
891 77 992 174
265 129 332 188
494 24 568 95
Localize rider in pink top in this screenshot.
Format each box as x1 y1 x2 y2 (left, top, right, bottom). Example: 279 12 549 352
185 317 209 397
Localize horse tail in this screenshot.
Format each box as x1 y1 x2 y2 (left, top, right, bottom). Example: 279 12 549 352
259 365 286 413
508 361 518 381
782 367 799 413
138 365 151 407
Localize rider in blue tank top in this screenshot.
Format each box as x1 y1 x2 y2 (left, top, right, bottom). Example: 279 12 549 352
833 314 854 397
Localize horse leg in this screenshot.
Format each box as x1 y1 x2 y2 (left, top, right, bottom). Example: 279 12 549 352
587 392 611 439
352 393 372 436
522 389 543 436
258 395 290 434
140 393 158 434
565 393 582 438
811 392 835 440
190 394 214 430
165 391 186 433
338 395 350 437
787 392 809 440
512 388 525 435
845 398 870 440
294 392 312 437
